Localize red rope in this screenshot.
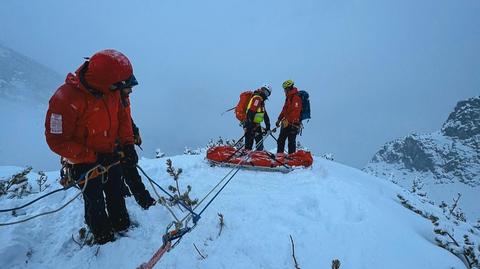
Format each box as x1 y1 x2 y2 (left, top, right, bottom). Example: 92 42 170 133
137 241 172 269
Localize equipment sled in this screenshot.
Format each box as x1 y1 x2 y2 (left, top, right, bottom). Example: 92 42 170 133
206 146 313 173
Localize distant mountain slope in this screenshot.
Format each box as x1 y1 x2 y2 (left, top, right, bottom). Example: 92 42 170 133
0 44 62 104
364 96 480 219
0 44 62 170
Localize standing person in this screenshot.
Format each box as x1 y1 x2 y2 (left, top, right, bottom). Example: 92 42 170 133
119 86 156 209
244 85 272 151
276 79 302 154
45 49 137 245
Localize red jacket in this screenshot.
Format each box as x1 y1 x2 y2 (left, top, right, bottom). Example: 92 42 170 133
45 72 134 164
278 87 302 124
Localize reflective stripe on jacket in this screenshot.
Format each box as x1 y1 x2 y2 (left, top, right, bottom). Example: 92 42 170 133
246 95 265 123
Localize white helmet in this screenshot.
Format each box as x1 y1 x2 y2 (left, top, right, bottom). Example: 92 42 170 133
260 83 272 96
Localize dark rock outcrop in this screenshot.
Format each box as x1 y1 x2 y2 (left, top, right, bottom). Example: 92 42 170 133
365 96 480 186
442 97 480 140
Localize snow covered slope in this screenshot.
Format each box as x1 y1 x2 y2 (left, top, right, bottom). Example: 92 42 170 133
0 154 475 269
364 96 480 220
0 44 61 104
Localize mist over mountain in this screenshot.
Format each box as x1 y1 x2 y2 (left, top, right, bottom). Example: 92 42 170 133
2 0 479 169
0 44 62 170
0 44 61 104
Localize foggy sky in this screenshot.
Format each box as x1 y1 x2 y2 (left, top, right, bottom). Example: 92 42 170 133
1 0 479 170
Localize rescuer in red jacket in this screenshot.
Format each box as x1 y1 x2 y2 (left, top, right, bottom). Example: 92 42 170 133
45 49 138 244
276 80 303 154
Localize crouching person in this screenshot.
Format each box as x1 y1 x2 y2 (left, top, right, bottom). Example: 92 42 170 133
45 49 137 244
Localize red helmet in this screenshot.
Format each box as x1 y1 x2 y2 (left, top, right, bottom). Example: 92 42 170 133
84 49 133 93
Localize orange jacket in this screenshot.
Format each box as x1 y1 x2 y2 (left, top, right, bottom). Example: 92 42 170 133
278 87 302 124
45 72 134 164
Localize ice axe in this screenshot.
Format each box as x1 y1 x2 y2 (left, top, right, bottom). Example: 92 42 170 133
220 106 236 116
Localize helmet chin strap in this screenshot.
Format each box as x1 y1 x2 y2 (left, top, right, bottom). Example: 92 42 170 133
78 61 105 99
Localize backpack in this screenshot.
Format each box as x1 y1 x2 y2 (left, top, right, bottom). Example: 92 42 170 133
235 91 253 122
297 90 311 121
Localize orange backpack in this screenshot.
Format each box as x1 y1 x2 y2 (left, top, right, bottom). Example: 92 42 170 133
235 91 253 122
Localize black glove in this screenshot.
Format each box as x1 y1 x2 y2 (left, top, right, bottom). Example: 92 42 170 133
262 124 270 135
132 122 142 146
134 133 142 146
97 152 121 167
122 144 138 165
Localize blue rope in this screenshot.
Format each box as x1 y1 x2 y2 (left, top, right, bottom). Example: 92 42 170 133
0 168 94 213
196 129 274 217
138 130 274 226
136 165 199 223
197 167 242 216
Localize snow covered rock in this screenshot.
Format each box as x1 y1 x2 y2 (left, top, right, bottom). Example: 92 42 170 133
364 96 480 219
442 96 480 140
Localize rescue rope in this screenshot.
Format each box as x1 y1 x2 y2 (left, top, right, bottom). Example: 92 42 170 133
181 128 275 223
0 163 117 213
0 165 107 226
264 151 292 171
145 175 181 223
137 241 172 269
0 188 65 213
136 165 199 223
137 129 275 268
220 133 246 163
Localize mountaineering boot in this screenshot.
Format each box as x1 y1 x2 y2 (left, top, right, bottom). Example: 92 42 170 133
93 230 115 245
137 195 156 210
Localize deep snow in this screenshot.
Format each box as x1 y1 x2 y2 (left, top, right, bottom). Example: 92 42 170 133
0 154 468 269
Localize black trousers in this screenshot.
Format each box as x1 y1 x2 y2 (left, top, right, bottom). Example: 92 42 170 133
277 125 299 154
245 124 264 151
75 164 130 238
121 163 155 209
